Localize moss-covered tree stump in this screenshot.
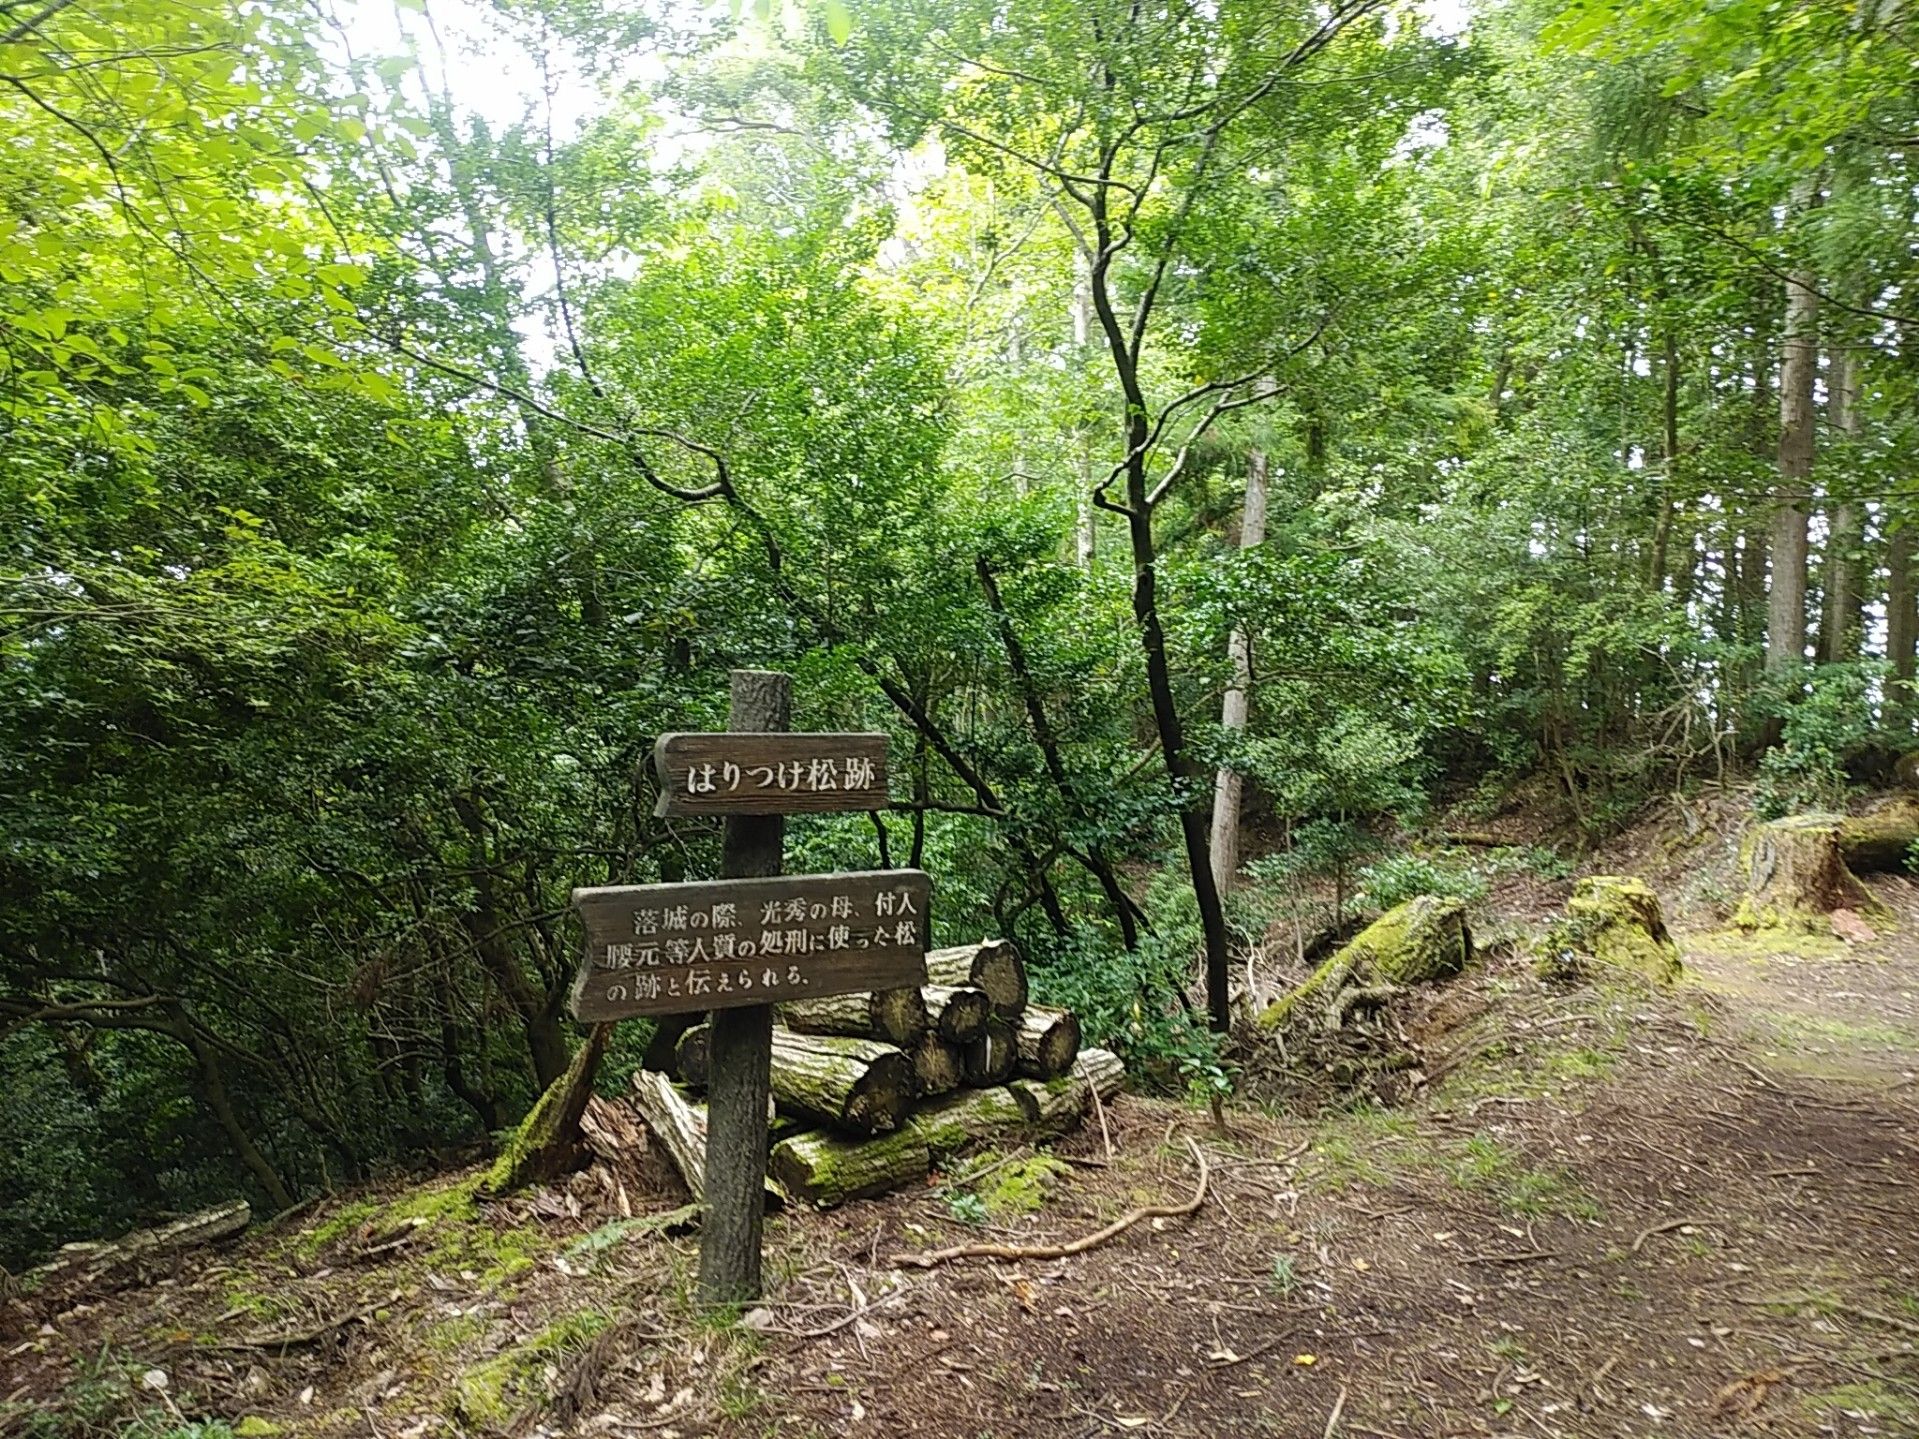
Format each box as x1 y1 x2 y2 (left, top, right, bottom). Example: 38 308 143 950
1258 896 1472 1032
1732 815 1885 932
481 1025 609 1196
770 1127 931 1208
1543 876 1683 983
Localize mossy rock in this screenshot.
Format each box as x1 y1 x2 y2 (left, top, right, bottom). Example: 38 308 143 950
1545 876 1682 984
1258 896 1472 1030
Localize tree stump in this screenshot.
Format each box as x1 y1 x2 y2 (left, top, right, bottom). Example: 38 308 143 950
1542 876 1683 983
1258 896 1472 1031
1733 815 1884 931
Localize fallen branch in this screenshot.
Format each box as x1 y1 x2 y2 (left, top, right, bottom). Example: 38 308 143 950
1631 1216 1704 1254
199 1300 385 1354
1460 1248 1560 1266
888 1137 1210 1269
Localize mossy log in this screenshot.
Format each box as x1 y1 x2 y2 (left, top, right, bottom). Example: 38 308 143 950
908 1086 1031 1157
780 988 928 1048
962 1015 1018 1086
481 1024 609 1196
627 1070 784 1212
1014 1005 1082 1079
770 1127 931 1209
924 939 1028 1019
1733 814 1884 932
1009 1047 1125 1132
909 1032 964 1096
923 983 993 1043
1258 896 1471 1031
678 1025 914 1135
1548 876 1683 983
1836 803 1919 873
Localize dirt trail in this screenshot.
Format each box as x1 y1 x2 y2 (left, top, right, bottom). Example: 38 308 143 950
5 885 1918 1439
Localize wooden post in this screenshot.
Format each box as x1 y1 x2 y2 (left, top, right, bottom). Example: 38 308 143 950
697 669 790 1306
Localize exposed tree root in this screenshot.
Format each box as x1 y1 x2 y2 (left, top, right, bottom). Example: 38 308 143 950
888 1138 1209 1269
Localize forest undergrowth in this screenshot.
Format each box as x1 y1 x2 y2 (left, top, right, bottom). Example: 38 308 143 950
7 794 1917 1439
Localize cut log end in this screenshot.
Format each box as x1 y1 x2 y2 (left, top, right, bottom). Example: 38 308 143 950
1015 1006 1082 1079
924 939 1028 1018
963 1015 1017 1086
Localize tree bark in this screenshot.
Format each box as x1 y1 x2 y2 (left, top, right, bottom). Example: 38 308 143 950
780 988 928 1048
909 1086 1031 1156
628 1069 784 1211
1821 345 1864 663
1209 437 1270 898
681 1026 916 1136
1768 226 1819 676
770 1127 930 1209
1007 1046 1125 1131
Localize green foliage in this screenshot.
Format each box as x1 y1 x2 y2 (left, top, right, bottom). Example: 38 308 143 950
1356 853 1491 913
1752 663 1886 818
7 0 1919 1266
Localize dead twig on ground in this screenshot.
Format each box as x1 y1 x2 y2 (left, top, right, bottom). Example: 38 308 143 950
1631 1216 1705 1253
888 1138 1210 1269
1323 1383 1350 1438
1460 1248 1560 1265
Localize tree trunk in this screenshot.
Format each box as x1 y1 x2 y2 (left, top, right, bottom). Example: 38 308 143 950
909 1085 1030 1157
770 1127 931 1209
1821 345 1864 663
780 988 929 1048
1008 1046 1125 1131
1890 525 1917 730
923 940 1028 1018
1013 1006 1082 1080
680 1027 915 1136
1210 437 1270 899
1768 232 1819 675
627 1069 784 1211
480 1024 607 1197
962 1015 1017 1086
1647 327 1680 590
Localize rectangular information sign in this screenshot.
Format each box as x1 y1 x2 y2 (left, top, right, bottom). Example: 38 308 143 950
652 732 888 816
569 868 930 1021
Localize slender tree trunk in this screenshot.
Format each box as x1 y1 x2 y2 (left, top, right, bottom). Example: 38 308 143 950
975 558 1140 947
1647 327 1680 590
1071 248 1096 568
1209 441 1270 900
1821 345 1863 662
1890 526 1917 730
1768 257 1819 675
172 1006 296 1210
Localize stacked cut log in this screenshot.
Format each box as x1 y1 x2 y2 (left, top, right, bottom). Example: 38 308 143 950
633 939 1122 1209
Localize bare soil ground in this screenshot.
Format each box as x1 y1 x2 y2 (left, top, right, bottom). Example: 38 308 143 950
6 815 1918 1439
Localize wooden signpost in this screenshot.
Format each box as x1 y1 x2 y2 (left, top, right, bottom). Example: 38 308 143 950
568 671 926 1304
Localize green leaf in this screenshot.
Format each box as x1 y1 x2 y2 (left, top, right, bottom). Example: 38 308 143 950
823 0 853 43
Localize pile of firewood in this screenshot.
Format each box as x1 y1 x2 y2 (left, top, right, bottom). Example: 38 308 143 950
627 939 1121 1208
